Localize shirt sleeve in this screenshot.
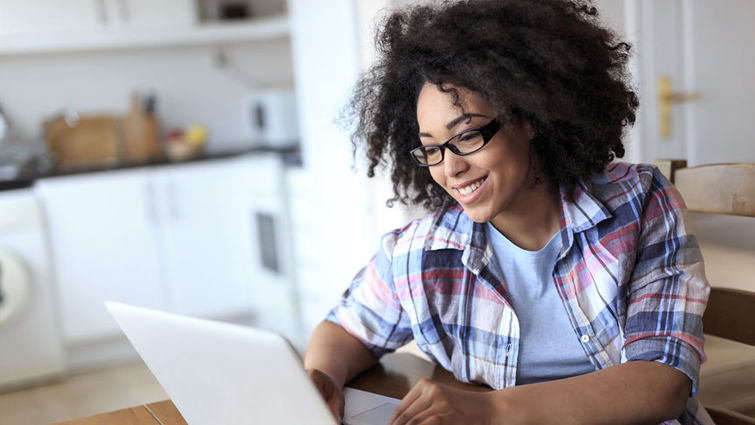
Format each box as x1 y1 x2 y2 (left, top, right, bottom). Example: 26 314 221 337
326 229 414 357
622 166 710 395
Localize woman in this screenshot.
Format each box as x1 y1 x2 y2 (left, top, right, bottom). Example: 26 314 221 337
305 1 711 424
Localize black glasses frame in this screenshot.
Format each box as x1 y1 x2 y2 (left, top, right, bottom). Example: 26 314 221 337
409 119 502 166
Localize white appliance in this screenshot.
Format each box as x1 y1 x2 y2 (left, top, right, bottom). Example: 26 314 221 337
0 188 65 388
245 89 299 148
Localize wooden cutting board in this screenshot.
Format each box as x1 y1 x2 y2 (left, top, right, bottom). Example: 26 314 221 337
44 115 121 170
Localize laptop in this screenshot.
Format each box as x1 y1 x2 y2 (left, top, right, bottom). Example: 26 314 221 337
105 301 401 425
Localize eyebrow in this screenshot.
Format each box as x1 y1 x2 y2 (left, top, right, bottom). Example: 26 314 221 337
418 113 488 138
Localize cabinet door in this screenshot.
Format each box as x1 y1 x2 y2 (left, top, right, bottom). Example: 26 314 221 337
35 169 165 343
0 0 104 35
111 0 196 29
152 159 256 319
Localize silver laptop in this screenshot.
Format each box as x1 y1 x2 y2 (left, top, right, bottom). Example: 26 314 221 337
105 302 401 425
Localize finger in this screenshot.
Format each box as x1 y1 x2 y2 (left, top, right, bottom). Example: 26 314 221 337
407 408 452 425
389 379 427 424
392 394 434 425
390 381 435 425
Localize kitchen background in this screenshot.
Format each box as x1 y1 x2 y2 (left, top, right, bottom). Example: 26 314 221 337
0 0 753 423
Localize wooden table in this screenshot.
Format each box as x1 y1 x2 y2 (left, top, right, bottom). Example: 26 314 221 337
52 353 490 425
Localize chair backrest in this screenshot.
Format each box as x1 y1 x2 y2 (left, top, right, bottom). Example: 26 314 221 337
655 160 755 217
655 159 755 425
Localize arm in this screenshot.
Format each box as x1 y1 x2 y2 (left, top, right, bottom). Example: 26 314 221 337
508 361 689 424
390 360 690 425
306 228 414 422
305 320 378 388
305 321 378 423
494 360 691 424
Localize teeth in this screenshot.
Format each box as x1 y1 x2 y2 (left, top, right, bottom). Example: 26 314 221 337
458 179 484 196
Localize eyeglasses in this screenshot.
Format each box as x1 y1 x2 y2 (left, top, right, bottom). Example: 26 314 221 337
409 119 502 166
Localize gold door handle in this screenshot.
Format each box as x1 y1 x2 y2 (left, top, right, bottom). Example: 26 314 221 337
658 75 701 139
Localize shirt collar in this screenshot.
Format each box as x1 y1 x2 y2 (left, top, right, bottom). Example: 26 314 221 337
558 180 613 233
425 178 612 254
425 205 476 252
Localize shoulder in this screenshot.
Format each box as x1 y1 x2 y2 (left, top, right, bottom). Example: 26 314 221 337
588 162 677 213
591 162 669 192
379 205 470 256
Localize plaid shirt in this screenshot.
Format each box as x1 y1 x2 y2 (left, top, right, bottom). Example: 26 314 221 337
327 163 711 424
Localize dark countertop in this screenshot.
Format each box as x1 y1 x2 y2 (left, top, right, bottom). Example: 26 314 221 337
0 178 34 191
0 145 301 191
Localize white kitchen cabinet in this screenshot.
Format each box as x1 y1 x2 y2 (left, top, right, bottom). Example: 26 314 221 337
36 155 285 344
0 0 105 35
152 159 256 319
35 168 166 343
0 0 286 55
0 0 195 39
108 0 196 30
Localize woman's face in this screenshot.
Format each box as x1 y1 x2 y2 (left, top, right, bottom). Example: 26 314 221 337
415 82 534 223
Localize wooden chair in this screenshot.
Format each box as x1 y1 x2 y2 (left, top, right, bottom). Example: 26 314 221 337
655 160 755 425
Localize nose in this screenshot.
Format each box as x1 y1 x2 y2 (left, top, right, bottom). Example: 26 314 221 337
443 149 468 178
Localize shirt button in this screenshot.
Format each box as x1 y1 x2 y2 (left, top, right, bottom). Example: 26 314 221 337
580 335 590 343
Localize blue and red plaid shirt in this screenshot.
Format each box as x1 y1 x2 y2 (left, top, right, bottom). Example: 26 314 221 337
327 163 711 424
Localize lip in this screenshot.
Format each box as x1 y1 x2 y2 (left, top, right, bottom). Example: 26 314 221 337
452 176 487 204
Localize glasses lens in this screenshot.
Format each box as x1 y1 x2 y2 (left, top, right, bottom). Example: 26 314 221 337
411 145 443 165
410 148 428 165
422 146 443 165
453 130 484 154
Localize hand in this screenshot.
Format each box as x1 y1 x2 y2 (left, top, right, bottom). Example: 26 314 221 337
389 379 504 425
307 368 345 423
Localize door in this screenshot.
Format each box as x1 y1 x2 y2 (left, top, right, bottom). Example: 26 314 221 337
635 0 755 165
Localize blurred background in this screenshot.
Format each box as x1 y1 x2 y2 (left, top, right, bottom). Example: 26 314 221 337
0 0 752 423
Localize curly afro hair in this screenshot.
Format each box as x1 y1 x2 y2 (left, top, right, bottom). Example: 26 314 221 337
346 0 638 210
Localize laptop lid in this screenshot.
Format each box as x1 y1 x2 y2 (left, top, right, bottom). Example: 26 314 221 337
105 301 337 425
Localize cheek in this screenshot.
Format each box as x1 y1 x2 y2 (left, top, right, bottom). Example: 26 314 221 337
428 167 446 186
488 140 530 177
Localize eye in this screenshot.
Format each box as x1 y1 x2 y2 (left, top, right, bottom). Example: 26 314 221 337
457 131 482 144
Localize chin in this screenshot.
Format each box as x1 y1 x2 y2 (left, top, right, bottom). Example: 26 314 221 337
459 206 494 224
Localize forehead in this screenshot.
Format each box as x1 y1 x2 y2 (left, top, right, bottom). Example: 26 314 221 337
416 83 492 128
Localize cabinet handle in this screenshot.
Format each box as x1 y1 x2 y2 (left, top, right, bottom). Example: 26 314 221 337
168 180 179 221
145 181 158 222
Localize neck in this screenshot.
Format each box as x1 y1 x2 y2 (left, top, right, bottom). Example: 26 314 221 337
489 183 561 251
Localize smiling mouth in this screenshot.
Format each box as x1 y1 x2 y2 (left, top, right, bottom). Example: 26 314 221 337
456 177 486 197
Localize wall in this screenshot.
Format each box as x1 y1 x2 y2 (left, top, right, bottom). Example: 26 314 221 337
286 0 375 342
0 40 293 153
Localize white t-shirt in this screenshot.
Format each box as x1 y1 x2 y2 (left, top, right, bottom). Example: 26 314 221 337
486 223 595 384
